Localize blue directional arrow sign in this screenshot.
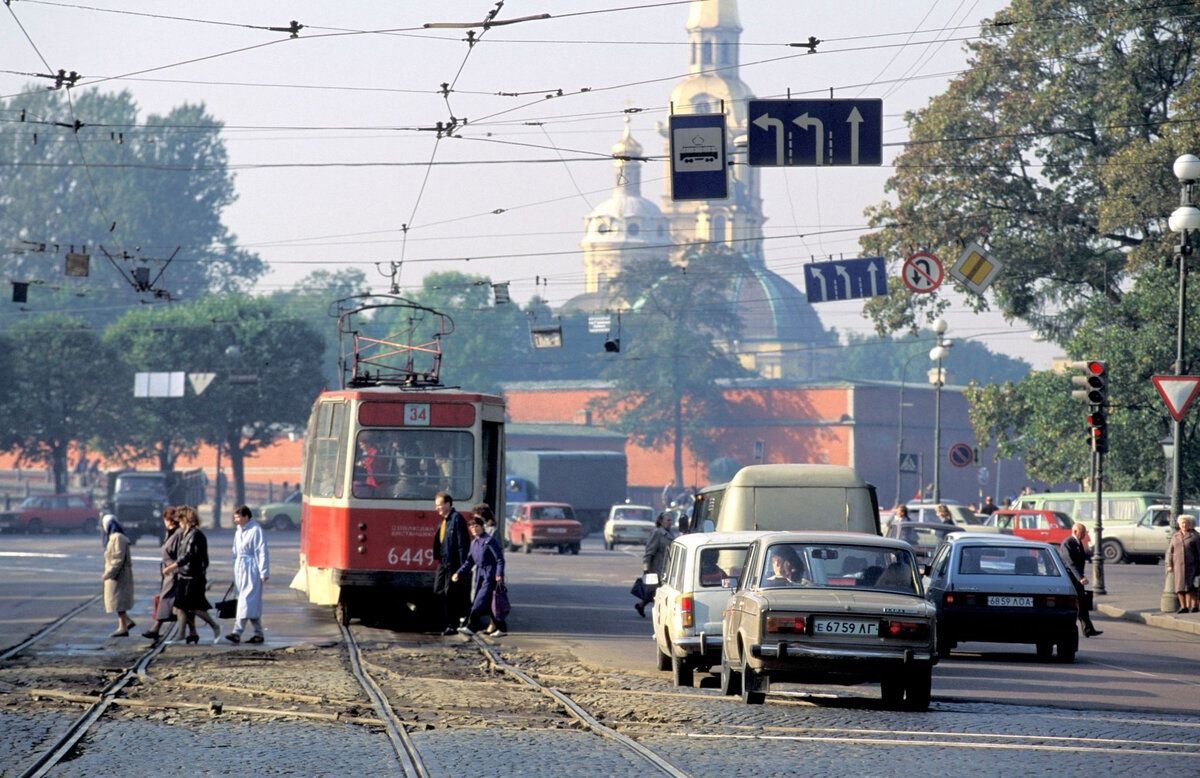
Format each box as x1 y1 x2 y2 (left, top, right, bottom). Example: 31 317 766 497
802 257 887 303
748 99 882 167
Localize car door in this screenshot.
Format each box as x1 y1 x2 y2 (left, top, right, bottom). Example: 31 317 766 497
653 544 680 641
1022 513 1050 543
723 543 756 661
1127 509 1172 556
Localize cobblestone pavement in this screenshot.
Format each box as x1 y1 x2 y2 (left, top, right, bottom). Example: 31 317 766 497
3 634 1199 777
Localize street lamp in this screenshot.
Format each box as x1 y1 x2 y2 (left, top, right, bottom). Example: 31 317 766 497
929 318 951 503
1168 153 1200 535
895 348 929 505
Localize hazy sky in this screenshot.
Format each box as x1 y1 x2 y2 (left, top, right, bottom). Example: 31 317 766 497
0 0 1059 369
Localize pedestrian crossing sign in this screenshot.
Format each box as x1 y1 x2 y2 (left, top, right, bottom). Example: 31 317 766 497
949 242 1002 295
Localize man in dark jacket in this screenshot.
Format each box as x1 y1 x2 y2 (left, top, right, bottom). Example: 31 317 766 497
636 512 674 617
1059 523 1102 637
432 491 471 635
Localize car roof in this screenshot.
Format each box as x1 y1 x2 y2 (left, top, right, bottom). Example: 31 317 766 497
750 530 912 551
670 530 764 548
611 503 654 510
522 501 572 508
889 521 956 531
943 532 1055 549
726 464 870 488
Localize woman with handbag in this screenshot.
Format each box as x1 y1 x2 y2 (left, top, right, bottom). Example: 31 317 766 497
164 506 221 645
101 514 135 637
142 507 182 641
451 505 507 636
1167 514 1200 613
225 504 270 644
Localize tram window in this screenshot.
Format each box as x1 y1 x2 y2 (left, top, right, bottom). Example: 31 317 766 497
311 402 348 498
354 429 475 501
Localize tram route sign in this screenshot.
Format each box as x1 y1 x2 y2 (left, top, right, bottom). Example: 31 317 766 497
748 99 883 167
669 113 728 201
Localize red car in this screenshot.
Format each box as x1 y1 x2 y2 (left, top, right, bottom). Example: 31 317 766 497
507 501 583 555
984 509 1074 544
0 493 100 533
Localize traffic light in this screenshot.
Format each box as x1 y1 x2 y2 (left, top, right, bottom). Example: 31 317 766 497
1087 409 1108 454
1070 360 1108 406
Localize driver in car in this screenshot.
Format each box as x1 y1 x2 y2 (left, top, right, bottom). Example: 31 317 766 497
763 547 809 586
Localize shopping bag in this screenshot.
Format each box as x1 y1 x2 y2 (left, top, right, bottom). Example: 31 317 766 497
492 583 512 622
151 594 160 618
215 583 238 619
630 576 648 602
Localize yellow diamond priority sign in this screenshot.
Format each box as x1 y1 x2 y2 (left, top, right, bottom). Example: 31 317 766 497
949 242 1002 294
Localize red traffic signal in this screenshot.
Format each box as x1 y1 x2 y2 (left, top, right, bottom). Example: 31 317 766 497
1070 360 1108 406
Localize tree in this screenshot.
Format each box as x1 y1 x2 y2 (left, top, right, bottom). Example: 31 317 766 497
271 268 370 390
0 87 264 320
0 313 122 493
589 247 750 487
860 2 1200 339
833 331 1031 385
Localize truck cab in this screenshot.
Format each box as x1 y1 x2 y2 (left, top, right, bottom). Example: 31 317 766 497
105 470 169 543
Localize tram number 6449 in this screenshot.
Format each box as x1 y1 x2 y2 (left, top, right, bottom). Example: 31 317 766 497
388 547 435 566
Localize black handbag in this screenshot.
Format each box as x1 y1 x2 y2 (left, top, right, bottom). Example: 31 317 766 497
215 583 238 619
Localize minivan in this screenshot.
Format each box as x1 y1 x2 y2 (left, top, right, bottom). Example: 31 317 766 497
1013 491 1167 528
691 464 880 536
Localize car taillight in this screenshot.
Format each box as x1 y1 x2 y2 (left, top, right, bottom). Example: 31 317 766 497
882 619 929 640
943 592 978 607
1045 595 1077 610
766 615 806 634
680 594 694 629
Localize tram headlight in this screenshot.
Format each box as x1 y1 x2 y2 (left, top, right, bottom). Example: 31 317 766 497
357 533 366 542
357 545 366 554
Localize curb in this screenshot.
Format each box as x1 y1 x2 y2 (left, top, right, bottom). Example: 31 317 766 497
1096 603 1200 636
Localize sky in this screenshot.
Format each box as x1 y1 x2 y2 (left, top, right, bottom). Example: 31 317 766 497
0 0 1061 370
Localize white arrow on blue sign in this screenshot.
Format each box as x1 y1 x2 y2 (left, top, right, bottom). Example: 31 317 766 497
747 99 882 167
802 257 887 303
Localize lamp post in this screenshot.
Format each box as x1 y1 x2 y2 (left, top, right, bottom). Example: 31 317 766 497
1168 153 1200 537
895 348 928 505
1160 433 1179 612
929 318 951 503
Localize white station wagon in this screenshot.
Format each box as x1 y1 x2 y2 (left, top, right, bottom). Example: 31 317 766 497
652 531 759 687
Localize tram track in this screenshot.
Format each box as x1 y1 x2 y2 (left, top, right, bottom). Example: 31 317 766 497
0 595 102 661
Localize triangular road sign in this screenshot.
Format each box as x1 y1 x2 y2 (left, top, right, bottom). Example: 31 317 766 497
189 372 216 395
1151 375 1200 422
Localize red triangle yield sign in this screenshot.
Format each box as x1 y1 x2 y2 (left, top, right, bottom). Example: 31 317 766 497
1152 375 1200 422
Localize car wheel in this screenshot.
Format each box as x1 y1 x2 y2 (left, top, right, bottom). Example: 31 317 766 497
604 539 614 550
26 518 43 534
80 517 98 534
570 543 580 555
271 514 295 531
557 545 568 555
903 667 933 711
880 676 905 707
740 656 765 705
524 543 532 554
936 631 952 658
657 643 671 672
672 652 694 687
719 656 741 697
1057 631 1078 663
1101 539 1126 564
1036 640 1054 661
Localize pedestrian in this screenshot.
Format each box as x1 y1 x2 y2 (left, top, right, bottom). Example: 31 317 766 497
142 506 182 641
1058 523 1102 637
935 504 955 525
980 496 998 515
226 505 270 644
1167 514 1200 614
636 511 674 617
165 505 221 644
431 491 470 635
452 505 507 636
101 513 135 637
661 478 677 508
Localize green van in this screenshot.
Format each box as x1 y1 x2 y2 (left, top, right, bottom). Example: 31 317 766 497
1013 491 1168 527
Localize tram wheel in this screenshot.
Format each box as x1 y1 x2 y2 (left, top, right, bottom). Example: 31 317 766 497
335 602 351 626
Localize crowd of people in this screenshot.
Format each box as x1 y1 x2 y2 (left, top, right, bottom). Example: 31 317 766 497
100 503 270 645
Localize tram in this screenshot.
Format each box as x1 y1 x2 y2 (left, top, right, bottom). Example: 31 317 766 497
291 296 505 624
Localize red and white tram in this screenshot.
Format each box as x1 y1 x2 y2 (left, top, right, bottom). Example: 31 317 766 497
291 297 505 624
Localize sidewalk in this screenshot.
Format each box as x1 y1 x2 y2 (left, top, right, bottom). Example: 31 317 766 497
1091 564 1200 637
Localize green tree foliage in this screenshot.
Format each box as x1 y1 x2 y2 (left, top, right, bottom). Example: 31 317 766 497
834 331 1031 385
589 247 750 485
270 268 369 390
0 87 263 317
860 1 1200 338
1 313 123 492
862 1 1200 496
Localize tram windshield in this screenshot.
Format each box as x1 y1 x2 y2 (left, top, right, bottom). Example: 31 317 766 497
352 429 474 501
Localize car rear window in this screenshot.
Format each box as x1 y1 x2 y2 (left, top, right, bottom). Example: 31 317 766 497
957 546 1060 576
696 546 749 587
613 507 654 521
758 542 920 595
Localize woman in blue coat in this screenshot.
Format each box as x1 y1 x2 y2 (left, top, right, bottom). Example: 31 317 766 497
452 506 507 636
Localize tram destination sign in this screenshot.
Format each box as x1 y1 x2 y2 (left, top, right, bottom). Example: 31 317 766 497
748 99 883 167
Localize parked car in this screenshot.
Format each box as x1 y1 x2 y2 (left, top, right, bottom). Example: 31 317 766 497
257 490 302 530
720 531 937 709
899 501 978 528
0 493 100 534
884 521 958 565
923 533 1080 662
984 509 1074 544
1100 504 1200 564
507 501 583 554
652 531 758 686
604 503 656 550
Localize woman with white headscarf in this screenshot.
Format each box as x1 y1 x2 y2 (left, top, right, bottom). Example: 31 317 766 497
101 513 135 636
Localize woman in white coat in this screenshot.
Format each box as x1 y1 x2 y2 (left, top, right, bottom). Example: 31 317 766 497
101 514 135 636
226 504 269 644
